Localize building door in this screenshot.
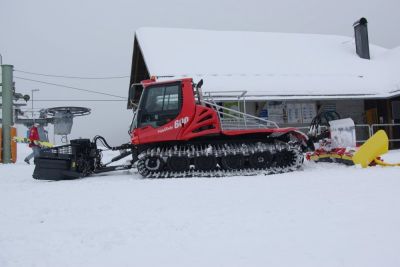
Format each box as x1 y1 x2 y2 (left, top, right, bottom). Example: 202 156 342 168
366 108 378 124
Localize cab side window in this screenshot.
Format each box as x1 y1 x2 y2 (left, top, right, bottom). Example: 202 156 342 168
139 83 181 127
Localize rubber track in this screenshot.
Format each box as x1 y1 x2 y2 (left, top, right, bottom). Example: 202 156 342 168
137 142 304 178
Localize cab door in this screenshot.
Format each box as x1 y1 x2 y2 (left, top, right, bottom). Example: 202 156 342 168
134 81 183 144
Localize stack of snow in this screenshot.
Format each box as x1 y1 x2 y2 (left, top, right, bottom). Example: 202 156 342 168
135 27 400 99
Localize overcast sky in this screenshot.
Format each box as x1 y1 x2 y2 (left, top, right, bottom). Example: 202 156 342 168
1 0 400 143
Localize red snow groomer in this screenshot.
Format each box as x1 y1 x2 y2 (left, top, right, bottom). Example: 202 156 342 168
33 78 310 180
130 78 309 178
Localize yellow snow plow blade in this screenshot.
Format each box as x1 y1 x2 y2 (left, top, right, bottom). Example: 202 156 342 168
373 158 400 167
352 130 389 168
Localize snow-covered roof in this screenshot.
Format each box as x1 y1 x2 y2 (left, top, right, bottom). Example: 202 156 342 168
134 27 400 100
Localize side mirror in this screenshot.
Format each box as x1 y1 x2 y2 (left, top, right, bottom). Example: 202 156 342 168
196 79 203 89
195 79 204 104
127 84 142 109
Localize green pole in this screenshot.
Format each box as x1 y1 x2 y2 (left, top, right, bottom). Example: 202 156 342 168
1 64 14 163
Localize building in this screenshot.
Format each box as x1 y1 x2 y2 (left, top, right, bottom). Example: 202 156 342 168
128 19 400 143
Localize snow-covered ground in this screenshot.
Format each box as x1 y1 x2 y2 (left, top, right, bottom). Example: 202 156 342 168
1 145 400 267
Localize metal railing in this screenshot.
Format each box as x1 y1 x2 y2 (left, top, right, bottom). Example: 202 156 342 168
371 124 400 143
352 123 400 146
192 99 400 147
354 124 372 144
201 100 279 130
219 118 274 129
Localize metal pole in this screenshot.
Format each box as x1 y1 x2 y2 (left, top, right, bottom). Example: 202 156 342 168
31 89 39 120
1 64 14 163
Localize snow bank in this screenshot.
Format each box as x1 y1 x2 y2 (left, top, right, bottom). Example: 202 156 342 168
1 145 400 267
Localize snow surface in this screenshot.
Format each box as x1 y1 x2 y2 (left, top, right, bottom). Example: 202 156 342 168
1 144 400 267
136 27 400 99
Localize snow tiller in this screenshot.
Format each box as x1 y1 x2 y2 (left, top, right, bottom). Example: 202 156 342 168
306 117 400 167
33 78 312 180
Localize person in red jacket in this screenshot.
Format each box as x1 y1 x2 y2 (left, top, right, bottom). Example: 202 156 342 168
24 123 41 164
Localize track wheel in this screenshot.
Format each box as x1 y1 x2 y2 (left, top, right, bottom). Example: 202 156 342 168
144 156 164 171
167 156 190 172
221 155 244 170
249 152 272 169
194 156 217 171
274 150 296 168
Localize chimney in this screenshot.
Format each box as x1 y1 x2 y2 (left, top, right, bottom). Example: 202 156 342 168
353 17 370 59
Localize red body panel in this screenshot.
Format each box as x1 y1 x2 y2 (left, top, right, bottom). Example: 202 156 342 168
131 78 300 145
178 105 221 140
222 127 297 136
